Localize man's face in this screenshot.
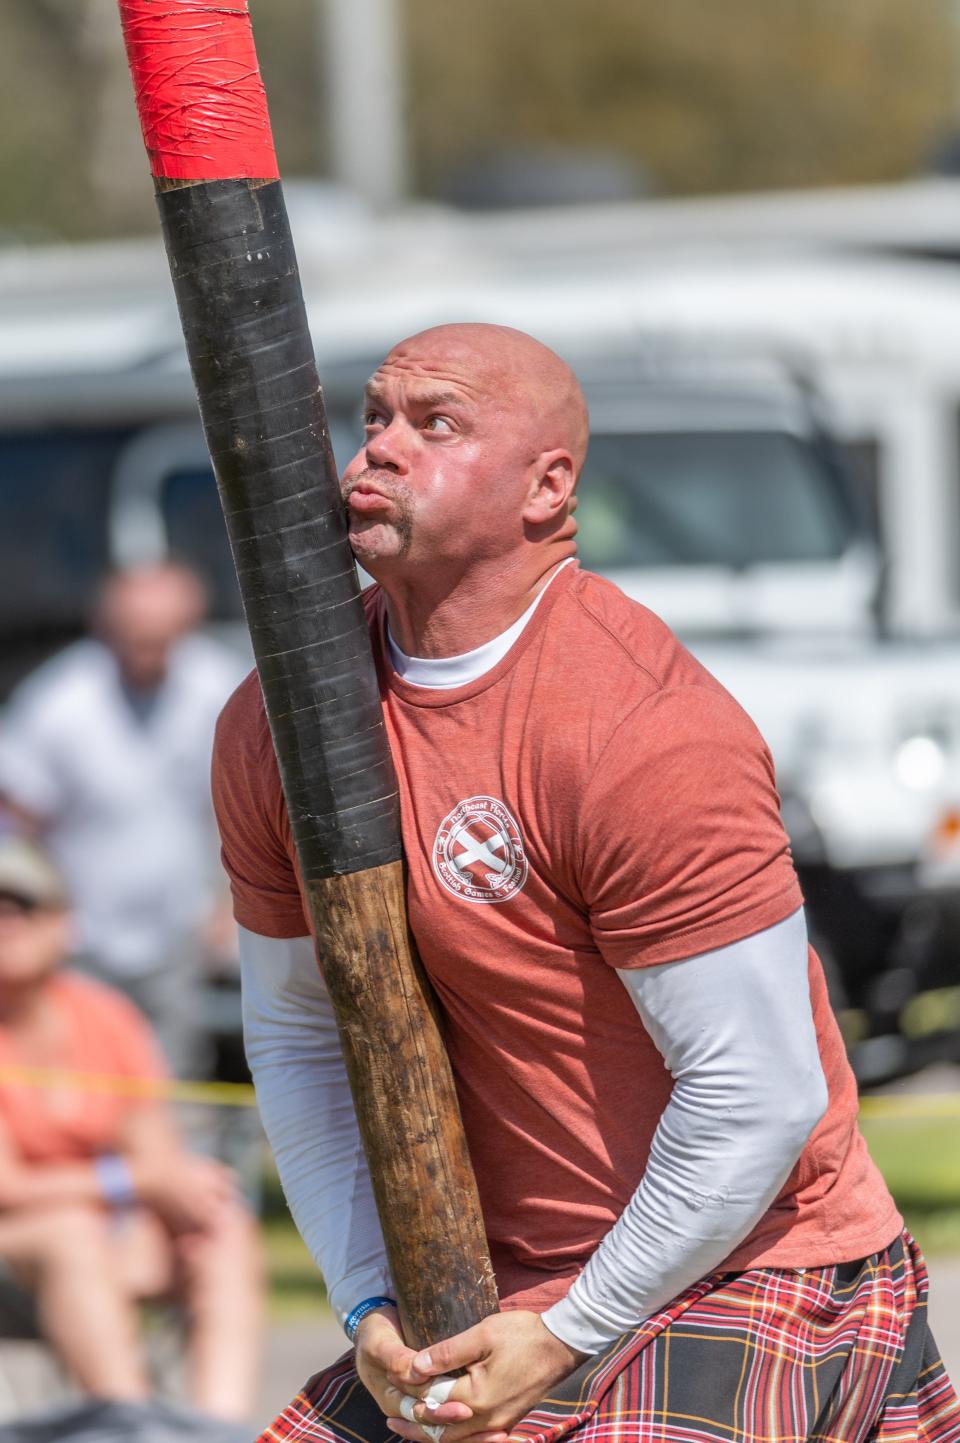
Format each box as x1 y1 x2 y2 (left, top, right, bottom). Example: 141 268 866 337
107 605 178 691
340 335 537 579
97 567 205 692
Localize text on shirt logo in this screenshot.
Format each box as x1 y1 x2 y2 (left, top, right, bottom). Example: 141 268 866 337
433 796 528 905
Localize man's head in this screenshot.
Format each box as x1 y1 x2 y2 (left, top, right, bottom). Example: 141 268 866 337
94 562 208 692
341 324 588 587
0 837 71 996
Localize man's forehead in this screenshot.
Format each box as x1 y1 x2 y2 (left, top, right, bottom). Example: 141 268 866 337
359 323 589 467
363 376 479 409
365 348 496 404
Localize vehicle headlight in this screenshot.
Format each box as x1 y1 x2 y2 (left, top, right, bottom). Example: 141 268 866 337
894 734 946 791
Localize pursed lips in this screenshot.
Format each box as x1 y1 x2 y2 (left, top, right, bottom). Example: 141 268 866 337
344 478 398 515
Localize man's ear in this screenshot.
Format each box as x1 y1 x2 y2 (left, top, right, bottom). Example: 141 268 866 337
522 449 576 525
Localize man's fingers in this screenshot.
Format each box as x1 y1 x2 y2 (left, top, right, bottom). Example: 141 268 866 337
422 1376 461 1414
422 1400 473 1424
385 1389 472 1424
383 1382 472 1425
387 1426 507 1443
383 1352 419 1386
412 1327 487 1379
423 1426 508 1443
386 1420 422 1441
374 1338 420 1383
382 1384 413 1415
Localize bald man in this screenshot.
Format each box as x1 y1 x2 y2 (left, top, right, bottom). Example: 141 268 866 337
213 326 958 1443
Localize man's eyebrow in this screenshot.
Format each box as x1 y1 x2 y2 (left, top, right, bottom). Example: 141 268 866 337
363 386 466 410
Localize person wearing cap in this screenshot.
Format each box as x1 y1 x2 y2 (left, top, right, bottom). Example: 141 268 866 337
0 836 264 1421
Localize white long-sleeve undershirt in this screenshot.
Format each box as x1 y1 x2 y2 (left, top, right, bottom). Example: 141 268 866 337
239 908 826 1347
239 931 393 1324
541 906 826 1353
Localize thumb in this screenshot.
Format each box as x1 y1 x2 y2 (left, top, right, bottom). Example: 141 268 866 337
412 1322 488 1379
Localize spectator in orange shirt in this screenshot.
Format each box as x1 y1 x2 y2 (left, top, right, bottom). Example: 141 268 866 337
0 835 263 1422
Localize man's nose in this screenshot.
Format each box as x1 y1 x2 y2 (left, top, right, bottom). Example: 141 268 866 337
364 417 407 472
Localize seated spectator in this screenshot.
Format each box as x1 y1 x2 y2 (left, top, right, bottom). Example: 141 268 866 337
0 836 264 1423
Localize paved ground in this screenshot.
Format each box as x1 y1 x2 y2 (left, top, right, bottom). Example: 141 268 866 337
928 1257 960 1385
255 1314 346 1435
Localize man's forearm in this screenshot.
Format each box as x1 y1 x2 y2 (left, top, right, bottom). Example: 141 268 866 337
241 912 826 1351
239 928 394 1324
543 909 827 1354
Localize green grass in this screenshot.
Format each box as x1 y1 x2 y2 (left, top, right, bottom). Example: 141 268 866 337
263 1216 329 1319
261 1168 330 1320
860 1112 960 1255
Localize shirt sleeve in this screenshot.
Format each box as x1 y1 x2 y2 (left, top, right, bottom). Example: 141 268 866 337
0 688 65 819
239 928 394 1327
211 676 308 939
580 684 802 968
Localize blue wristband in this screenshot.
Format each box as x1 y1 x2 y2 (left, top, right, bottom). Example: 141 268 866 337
344 1296 397 1341
94 1153 137 1210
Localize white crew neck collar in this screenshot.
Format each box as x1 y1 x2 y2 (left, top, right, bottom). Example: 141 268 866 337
386 559 574 690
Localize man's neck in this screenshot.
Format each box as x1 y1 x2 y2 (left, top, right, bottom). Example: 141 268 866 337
379 544 575 658
388 558 575 687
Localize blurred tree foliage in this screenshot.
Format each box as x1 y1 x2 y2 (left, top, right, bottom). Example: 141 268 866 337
0 0 317 242
0 0 955 242
406 0 958 196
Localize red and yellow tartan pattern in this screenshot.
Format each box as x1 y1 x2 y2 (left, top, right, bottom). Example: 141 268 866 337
259 1232 960 1443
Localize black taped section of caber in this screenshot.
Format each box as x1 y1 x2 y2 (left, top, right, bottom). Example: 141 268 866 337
156 178 401 879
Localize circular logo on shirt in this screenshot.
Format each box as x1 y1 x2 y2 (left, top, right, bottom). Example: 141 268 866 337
433 796 528 905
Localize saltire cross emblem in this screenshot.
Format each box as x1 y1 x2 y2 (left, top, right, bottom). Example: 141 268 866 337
433 796 529 904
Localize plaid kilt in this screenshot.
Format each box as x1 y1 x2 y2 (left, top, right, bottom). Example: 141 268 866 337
259 1231 960 1443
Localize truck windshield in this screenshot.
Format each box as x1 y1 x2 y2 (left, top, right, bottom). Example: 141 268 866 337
163 468 243 619
0 428 129 699
576 430 856 570
0 429 123 621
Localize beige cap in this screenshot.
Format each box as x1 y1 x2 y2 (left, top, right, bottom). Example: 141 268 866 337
0 837 70 910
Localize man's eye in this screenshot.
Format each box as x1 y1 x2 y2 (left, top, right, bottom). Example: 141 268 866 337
424 415 453 432
363 410 384 428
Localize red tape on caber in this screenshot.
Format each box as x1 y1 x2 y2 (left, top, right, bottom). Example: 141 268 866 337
119 0 279 181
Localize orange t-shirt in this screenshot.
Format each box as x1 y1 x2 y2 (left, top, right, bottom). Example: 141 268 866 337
0 972 167 1165
213 563 900 1309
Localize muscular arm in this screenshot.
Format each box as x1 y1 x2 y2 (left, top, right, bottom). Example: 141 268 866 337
386 908 828 1443
241 910 824 1355
239 928 394 1325
542 906 827 1354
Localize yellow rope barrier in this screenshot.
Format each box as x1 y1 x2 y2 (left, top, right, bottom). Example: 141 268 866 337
0 1067 955 1121
859 1094 960 1121
0 1065 257 1109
